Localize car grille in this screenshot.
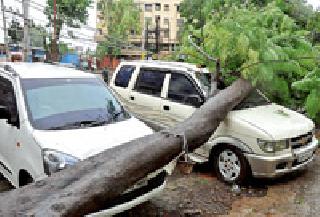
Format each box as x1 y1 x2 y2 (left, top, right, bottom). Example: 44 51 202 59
290 131 313 149
103 171 167 210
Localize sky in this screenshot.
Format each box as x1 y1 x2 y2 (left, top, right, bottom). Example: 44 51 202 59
0 0 319 50
307 0 320 9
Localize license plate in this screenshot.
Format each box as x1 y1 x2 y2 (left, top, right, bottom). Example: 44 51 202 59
296 150 313 163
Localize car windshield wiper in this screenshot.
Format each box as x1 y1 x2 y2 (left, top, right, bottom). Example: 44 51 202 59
47 120 110 130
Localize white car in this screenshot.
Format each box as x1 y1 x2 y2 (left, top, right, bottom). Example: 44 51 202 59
0 62 175 215
111 60 319 184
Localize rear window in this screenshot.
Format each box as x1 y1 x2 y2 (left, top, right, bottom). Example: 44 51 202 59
134 68 165 97
115 65 135 88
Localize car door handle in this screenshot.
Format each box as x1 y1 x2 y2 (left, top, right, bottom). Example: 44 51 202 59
130 96 135 101
163 105 170 111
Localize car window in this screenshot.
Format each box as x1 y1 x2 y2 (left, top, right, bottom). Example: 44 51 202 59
134 68 165 97
168 73 201 106
115 65 135 88
0 76 19 127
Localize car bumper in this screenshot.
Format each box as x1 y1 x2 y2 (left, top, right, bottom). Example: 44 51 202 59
87 158 177 217
245 139 318 178
88 181 166 217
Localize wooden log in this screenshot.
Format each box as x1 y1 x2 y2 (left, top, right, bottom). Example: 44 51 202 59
0 78 253 217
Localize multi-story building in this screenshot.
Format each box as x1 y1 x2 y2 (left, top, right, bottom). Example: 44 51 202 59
96 0 184 59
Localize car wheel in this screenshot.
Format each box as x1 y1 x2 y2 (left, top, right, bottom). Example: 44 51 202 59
213 146 250 184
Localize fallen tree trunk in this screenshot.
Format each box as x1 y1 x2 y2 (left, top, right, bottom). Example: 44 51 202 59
0 79 252 217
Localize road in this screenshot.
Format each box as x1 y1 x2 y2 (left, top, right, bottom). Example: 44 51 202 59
0 141 318 217
121 149 320 217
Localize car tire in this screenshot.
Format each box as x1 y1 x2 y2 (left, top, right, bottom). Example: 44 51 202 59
212 145 250 185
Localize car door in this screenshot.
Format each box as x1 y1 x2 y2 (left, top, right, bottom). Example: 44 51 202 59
128 67 167 125
161 72 204 128
0 74 20 183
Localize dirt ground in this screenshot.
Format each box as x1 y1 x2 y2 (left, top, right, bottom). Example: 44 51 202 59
121 149 320 217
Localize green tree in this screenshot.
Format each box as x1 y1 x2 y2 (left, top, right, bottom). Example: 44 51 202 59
8 20 23 44
179 2 320 124
29 23 48 48
96 0 141 57
45 0 92 60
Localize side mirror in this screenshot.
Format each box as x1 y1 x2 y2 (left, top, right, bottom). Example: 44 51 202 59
0 106 10 120
185 95 204 108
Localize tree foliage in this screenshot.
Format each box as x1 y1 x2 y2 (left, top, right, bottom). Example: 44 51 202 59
96 0 141 57
178 1 320 124
45 0 92 30
8 20 47 48
8 20 23 44
45 0 92 59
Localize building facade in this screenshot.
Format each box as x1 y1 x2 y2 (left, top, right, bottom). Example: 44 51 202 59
96 0 184 59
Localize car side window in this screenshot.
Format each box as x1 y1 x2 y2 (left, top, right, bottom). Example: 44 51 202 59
134 68 165 97
0 76 19 127
114 65 135 88
168 73 202 107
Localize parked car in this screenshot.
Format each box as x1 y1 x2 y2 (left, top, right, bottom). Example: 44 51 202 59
0 62 176 215
110 60 319 184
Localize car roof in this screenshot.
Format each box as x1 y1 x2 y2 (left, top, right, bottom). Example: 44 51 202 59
0 62 95 79
119 60 210 74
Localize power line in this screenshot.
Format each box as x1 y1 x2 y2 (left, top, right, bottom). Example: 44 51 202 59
12 0 45 12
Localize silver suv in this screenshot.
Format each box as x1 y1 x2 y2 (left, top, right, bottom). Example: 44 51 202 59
111 60 318 184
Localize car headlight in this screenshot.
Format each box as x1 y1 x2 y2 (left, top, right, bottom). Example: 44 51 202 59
257 139 289 153
43 149 80 175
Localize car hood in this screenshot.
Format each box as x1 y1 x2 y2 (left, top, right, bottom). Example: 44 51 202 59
33 117 153 160
232 104 314 140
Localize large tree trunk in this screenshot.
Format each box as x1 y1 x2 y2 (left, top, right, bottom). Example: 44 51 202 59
0 79 252 217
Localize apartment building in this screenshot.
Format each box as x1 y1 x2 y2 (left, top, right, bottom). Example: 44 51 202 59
96 0 184 58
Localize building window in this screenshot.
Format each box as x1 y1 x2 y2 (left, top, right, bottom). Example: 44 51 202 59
145 17 152 25
155 3 161 11
164 4 169 11
130 29 136 36
145 4 152 12
176 5 180 12
164 29 169 38
163 18 169 26
155 15 161 24
177 19 184 28
161 44 169 51
97 1 103 10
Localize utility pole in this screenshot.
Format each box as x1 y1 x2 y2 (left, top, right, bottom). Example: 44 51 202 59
51 0 58 62
23 0 30 62
145 21 149 53
1 0 9 61
155 16 160 54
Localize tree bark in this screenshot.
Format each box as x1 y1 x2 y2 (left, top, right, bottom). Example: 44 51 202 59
0 79 253 217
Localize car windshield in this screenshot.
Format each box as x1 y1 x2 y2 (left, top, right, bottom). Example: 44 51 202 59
21 78 130 130
233 89 271 110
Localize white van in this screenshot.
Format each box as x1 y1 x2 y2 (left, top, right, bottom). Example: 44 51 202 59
0 62 175 215
111 60 318 184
